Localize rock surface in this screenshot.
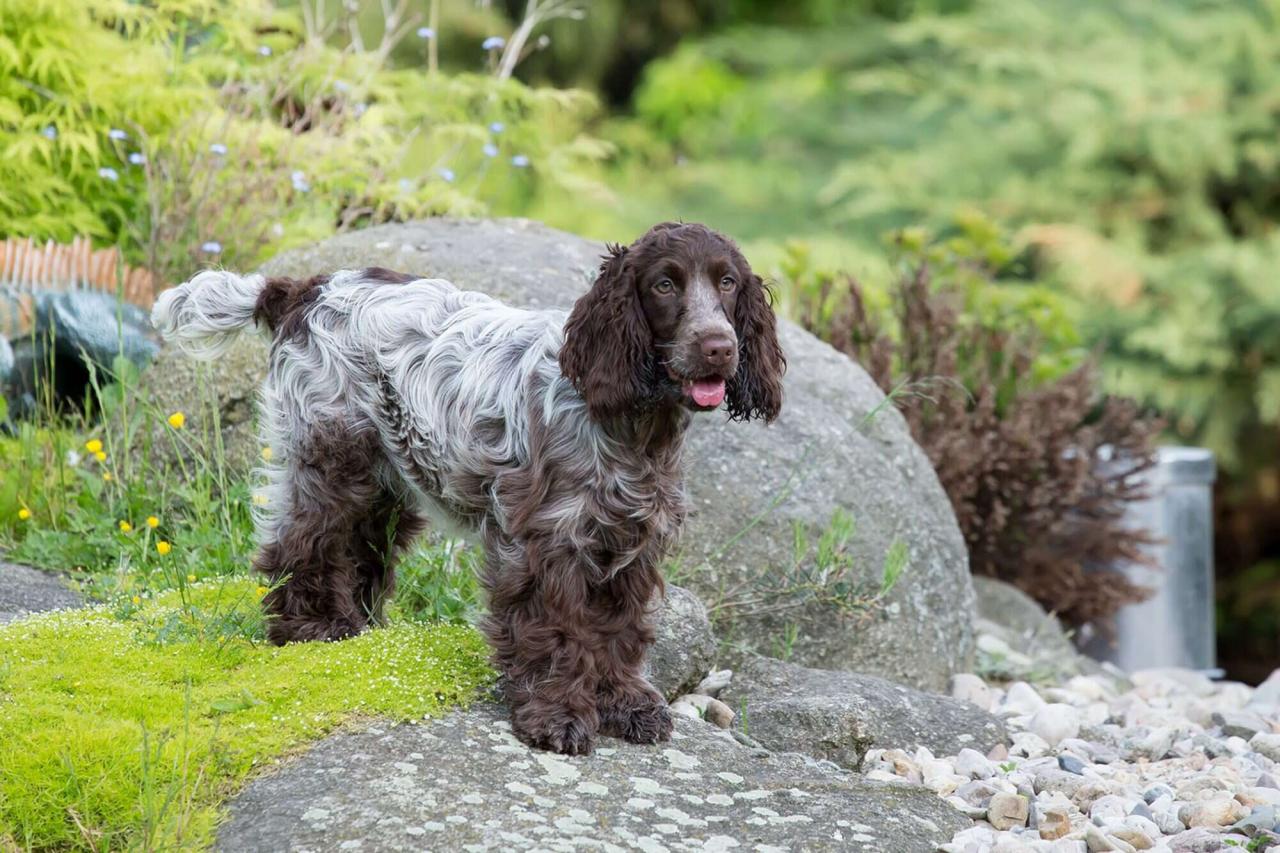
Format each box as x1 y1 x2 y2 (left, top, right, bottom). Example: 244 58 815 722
972 575 1118 684
145 218 975 689
720 653 1008 770
217 702 968 852
0 562 81 623
649 585 717 700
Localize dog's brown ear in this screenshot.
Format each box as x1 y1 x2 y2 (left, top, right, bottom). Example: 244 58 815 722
726 273 786 422
560 245 652 420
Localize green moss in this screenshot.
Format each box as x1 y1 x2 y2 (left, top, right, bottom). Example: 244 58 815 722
0 578 494 851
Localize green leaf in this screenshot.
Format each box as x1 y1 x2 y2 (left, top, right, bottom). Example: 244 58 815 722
210 688 261 715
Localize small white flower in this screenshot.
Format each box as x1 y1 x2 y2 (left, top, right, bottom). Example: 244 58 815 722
437 167 455 183
258 45 272 56
511 154 529 168
353 103 368 118
128 152 146 165
489 121 505 134
210 143 228 155
41 125 57 140
65 450 82 466
398 178 413 192
482 36 506 51
334 80 350 92
416 26 435 39
291 170 311 193
482 143 498 158
200 241 223 254
98 167 119 181
108 128 128 140
271 223 285 237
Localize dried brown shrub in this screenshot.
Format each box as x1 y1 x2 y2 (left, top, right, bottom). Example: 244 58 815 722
804 264 1163 627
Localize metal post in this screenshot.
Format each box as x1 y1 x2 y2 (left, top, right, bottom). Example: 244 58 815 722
1084 447 1217 671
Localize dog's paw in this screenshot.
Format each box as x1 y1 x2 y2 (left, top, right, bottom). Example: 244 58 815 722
266 616 363 646
512 706 597 756
601 698 673 745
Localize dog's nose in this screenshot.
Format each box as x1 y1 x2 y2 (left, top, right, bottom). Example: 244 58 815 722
700 334 736 366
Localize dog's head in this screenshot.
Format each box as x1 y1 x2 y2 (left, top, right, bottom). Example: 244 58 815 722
560 222 785 423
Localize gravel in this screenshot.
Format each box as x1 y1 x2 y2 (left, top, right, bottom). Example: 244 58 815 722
861 666 1280 851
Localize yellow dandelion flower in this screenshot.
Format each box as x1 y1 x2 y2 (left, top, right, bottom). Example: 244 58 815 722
261 446 273 461
256 585 269 597
85 439 103 454
94 450 107 462
103 472 113 482
167 411 186 429
119 520 132 533
186 574 197 583
156 540 172 555
147 516 160 528
131 595 141 605
18 508 32 521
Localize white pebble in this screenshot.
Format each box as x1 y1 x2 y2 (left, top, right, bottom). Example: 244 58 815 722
1030 704 1082 748
951 673 994 711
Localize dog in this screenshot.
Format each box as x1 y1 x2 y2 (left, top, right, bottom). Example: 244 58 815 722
152 221 785 754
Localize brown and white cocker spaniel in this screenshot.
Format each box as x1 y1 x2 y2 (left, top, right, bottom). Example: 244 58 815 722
152 222 785 754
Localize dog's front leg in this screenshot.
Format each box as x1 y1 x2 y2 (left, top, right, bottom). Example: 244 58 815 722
482 534 600 755
594 563 673 745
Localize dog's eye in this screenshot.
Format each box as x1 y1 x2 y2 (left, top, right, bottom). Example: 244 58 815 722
654 278 675 294
719 276 737 291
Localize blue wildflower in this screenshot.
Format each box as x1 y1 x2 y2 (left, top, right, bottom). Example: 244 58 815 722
438 167 456 183
258 45 272 56
129 152 146 165
98 167 119 181
353 103 368 118
482 36 506 51
291 170 311 193
334 80 350 92
41 126 57 140
489 121 505 134
210 143 228 155
511 154 530 168
108 128 128 141
482 143 499 158
417 27 435 39
200 241 223 254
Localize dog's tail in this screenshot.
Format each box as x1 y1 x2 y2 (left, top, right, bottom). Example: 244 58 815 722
151 270 267 360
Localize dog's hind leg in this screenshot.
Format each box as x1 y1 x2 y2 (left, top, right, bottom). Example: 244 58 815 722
254 420 383 645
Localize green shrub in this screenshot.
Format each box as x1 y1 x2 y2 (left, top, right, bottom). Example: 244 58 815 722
0 0 233 247
2 0 610 286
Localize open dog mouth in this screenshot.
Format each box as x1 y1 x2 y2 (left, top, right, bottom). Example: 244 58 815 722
681 378 726 408
664 365 727 408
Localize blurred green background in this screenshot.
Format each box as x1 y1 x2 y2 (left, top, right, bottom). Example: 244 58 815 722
3 0 1280 678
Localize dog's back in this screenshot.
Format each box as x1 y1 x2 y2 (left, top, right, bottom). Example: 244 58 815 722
152 267 579 534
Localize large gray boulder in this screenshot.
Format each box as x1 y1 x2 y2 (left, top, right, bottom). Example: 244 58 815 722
720 653 1008 771
146 218 975 689
217 702 967 852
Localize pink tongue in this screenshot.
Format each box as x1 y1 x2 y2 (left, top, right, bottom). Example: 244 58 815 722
688 379 726 407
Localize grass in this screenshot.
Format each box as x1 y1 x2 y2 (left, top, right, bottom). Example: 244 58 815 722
0 580 494 851
0 348 492 851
